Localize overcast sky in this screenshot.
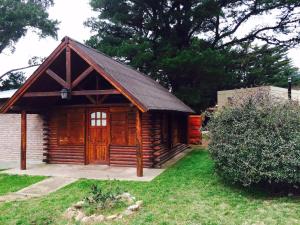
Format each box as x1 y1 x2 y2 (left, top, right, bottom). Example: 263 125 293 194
0 0 300 77
0 0 97 76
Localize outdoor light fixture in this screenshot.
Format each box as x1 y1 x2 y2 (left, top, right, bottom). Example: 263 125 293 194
60 88 71 100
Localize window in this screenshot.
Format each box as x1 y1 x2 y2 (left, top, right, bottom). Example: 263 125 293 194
90 111 107 127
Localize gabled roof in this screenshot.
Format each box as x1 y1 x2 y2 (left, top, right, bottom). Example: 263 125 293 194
1 37 194 113
70 39 194 113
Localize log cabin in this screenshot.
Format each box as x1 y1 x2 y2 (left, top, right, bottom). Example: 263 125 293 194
0 37 194 177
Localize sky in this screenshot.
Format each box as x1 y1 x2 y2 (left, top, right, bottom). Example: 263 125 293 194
0 0 97 77
0 0 300 77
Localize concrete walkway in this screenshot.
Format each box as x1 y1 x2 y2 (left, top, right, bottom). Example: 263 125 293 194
0 161 42 170
0 177 77 203
1 148 194 181
0 161 18 170
3 164 165 181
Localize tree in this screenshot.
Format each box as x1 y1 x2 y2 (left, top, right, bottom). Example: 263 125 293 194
0 0 59 53
85 0 300 111
157 41 235 110
229 44 299 88
155 43 299 110
0 72 26 91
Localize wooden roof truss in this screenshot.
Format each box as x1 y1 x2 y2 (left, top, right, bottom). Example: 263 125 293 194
0 37 145 113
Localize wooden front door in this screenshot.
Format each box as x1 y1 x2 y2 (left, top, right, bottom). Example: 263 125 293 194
87 109 109 164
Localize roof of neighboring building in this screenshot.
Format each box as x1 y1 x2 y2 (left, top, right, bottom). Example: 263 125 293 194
1 37 194 113
217 86 300 108
70 39 194 113
0 89 17 99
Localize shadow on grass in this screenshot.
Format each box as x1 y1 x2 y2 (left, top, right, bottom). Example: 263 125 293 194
213 166 300 201
225 180 300 201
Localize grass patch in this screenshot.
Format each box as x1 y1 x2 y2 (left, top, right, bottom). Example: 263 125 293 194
82 183 129 216
0 149 300 225
0 174 45 196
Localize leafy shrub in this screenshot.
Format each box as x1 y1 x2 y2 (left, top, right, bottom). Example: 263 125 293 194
208 91 300 186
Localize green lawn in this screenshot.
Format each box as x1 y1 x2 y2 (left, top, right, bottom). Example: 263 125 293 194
0 174 45 196
0 149 300 225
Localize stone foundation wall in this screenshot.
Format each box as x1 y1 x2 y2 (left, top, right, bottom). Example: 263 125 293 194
0 114 44 162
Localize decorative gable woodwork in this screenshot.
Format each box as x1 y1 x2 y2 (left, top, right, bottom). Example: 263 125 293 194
0 38 129 112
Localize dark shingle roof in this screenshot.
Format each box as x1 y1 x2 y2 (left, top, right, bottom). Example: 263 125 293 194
71 39 194 113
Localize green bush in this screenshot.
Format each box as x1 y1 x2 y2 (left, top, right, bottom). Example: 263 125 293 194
208 92 300 186
83 184 124 215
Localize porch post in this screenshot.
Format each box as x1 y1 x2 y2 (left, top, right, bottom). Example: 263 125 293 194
136 110 143 177
21 110 27 170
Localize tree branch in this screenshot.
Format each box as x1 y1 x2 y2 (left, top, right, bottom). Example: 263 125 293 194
217 12 300 49
212 0 260 46
0 64 40 81
213 1 300 48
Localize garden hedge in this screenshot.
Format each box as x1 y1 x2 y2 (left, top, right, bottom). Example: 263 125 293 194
208 92 300 186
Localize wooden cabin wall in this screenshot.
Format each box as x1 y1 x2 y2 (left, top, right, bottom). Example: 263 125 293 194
45 106 188 168
46 106 154 167
109 108 153 168
109 107 137 167
47 108 85 164
140 112 157 168
151 111 189 167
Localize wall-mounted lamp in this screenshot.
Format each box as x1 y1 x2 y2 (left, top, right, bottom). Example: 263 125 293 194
60 88 71 100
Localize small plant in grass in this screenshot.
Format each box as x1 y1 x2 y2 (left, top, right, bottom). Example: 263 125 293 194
64 183 143 223
208 90 300 191
83 184 126 215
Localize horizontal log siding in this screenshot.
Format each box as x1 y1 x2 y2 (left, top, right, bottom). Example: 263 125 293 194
151 112 189 167
45 108 187 167
155 143 189 166
47 109 85 164
109 112 155 168
109 145 137 167
109 145 153 168
141 112 155 167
